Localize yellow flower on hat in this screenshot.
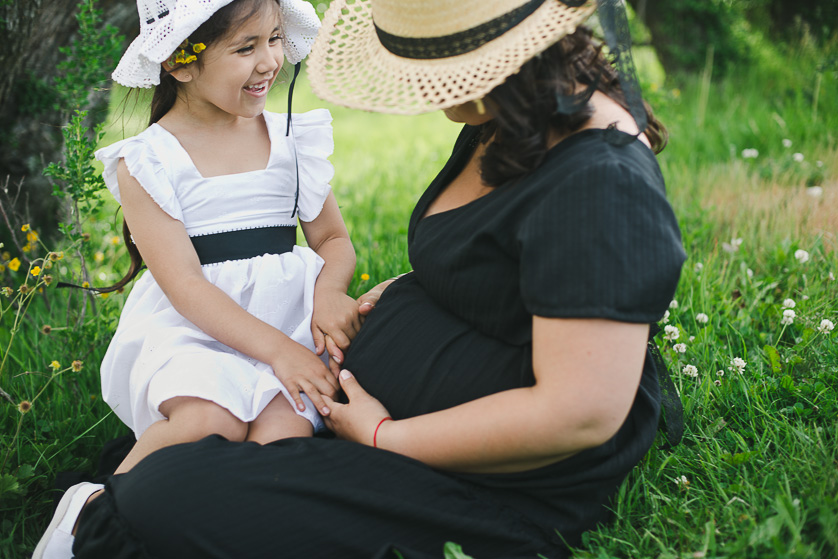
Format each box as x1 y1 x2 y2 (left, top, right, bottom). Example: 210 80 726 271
192 42 206 53
184 54 197 64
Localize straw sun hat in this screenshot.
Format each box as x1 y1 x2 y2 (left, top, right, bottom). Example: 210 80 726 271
114 0 321 88
308 0 597 114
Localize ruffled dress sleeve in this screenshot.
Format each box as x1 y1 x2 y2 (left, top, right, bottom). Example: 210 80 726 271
285 108 335 222
517 154 686 323
95 133 184 223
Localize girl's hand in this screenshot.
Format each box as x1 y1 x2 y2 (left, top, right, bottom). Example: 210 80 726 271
322 370 392 446
312 289 362 366
272 343 341 416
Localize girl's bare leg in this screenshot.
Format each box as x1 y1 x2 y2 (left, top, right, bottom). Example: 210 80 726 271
246 393 313 444
114 396 248 475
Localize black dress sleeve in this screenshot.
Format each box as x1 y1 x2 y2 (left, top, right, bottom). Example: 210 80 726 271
517 154 686 323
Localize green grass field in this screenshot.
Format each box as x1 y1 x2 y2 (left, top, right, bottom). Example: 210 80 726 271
1 36 836 558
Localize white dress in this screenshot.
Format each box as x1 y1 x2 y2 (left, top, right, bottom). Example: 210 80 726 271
96 109 334 437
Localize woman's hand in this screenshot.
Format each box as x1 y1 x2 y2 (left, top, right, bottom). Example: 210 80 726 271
311 289 362 370
322 370 392 446
356 275 403 317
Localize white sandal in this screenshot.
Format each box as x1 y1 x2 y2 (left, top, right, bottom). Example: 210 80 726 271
33 482 104 559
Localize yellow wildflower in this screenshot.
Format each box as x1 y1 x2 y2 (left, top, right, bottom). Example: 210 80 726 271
50 360 61 371
48 251 64 261
100 292 110 299
110 236 120 245
0 264 5 272
82 281 90 289
21 223 30 232
2 251 10 260
26 230 38 243
94 252 104 263
31 266 41 277
361 273 370 281
17 400 32 414
72 360 83 372
8 258 20 271
22 244 31 253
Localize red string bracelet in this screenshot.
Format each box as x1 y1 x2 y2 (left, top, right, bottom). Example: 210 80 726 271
373 417 392 448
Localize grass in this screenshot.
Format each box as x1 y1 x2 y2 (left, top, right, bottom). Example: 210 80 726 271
1 35 837 558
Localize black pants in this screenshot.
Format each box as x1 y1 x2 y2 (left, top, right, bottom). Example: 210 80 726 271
74 436 570 559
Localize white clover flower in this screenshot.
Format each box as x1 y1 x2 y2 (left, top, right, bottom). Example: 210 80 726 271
695 262 704 273
794 249 810 264
747 268 754 279
664 325 680 341
722 238 743 253
675 475 690 489
782 298 796 309
714 379 722 386
730 357 747 374
742 148 759 159
807 186 823 198
781 309 796 325
661 310 670 324
696 313 709 324
782 138 792 148
682 364 698 377
793 152 805 163
819 319 835 334
669 299 679 309
674 343 687 354
717 370 725 377
829 272 835 281
689 336 696 342
816 160 824 167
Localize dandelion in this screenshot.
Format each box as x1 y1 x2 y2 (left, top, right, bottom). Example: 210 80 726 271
782 298 795 309
30 266 41 277
21 223 30 232
794 249 809 264
72 360 83 372
714 380 722 386
682 364 698 377
360 273 370 281
674 343 687 354
741 148 759 159
722 238 743 253
781 309 795 325
782 139 792 148
669 299 678 309
696 313 709 324
661 310 670 324
41 325 52 334
675 475 690 490
730 357 747 374
819 319 835 334
8 257 21 272
664 325 680 341
793 153 804 163
49 360 61 371
17 400 32 414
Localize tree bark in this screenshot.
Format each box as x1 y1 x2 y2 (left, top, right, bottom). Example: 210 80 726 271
0 0 135 240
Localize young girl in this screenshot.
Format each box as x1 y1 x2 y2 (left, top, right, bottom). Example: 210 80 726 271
35 0 357 556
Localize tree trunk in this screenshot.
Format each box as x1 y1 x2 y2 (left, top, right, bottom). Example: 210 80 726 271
0 0 135 240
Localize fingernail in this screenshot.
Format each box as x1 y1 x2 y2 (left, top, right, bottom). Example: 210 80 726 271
339 370 352 380
321 406 330 415
332 355 342 364
298 402 305 411
360 302 373 310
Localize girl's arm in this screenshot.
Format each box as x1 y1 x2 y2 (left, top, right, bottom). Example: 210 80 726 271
299 192 358 370
117 160 339 414
323 316 649 474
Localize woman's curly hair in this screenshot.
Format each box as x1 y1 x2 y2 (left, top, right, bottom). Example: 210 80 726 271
479 26 667 188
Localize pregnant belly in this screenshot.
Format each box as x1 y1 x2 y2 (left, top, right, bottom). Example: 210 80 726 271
343 274 534 419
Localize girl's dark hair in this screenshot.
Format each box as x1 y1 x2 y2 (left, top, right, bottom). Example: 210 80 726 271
106 0 280 293
479 26 668 188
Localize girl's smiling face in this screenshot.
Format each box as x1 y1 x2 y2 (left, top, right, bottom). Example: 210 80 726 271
175 2 284 121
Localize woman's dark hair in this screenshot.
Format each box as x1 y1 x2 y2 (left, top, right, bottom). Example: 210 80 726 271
105 0 280 293
479 26 668 188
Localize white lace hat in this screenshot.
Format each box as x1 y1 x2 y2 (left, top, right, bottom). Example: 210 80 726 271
308 0 597 114
114 0 321 88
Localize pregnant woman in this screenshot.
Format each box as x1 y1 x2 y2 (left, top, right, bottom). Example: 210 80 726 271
70 0 686 557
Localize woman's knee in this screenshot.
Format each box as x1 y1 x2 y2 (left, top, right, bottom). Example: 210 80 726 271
160 397 248 442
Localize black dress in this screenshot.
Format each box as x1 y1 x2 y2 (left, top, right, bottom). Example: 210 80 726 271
74 126 685 559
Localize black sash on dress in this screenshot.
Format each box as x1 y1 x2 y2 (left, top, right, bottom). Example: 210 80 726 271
190 226 297 265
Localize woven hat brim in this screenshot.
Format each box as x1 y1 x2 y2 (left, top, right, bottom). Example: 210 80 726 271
308 0 597 115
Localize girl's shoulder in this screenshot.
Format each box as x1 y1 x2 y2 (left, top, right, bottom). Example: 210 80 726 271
262 108 333 135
